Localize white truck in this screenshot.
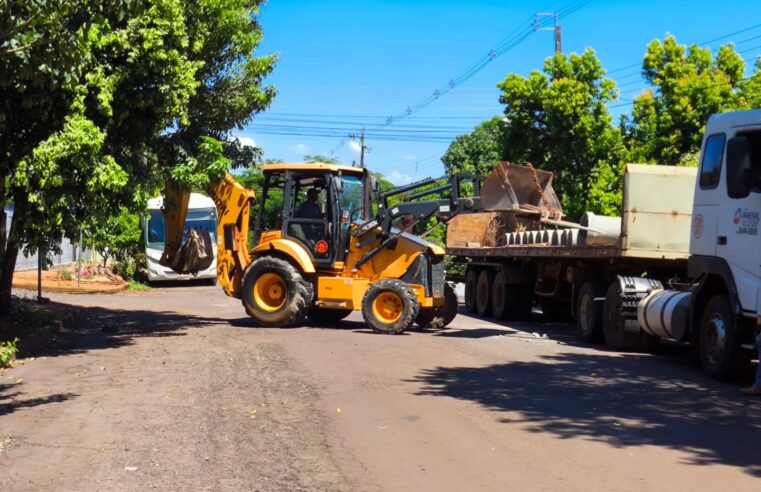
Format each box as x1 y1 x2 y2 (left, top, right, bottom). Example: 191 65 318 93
447 110 761 379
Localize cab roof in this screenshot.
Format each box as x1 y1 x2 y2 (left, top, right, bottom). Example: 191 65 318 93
261 162 365 175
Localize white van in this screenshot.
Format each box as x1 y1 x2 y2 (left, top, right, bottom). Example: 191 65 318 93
144 193 217 282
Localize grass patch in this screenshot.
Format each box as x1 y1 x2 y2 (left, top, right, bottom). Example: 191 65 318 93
128 280 151 292
0 338 19 368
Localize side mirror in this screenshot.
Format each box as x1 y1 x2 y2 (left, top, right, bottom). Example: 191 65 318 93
370 175 379 192
726 137 752 199
335 176 343 191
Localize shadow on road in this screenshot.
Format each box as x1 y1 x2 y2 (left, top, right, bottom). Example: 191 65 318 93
30 301 234 359
0 383 78 416
410 351 761 476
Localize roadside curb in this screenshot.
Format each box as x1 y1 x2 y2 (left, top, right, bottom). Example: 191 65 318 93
12 282 128 295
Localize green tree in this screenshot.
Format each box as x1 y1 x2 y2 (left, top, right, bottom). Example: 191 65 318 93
622 35 756 166
87 207 143 274
497 48 624 219
442 117 505 176
304 154 340 164
0 0 276 313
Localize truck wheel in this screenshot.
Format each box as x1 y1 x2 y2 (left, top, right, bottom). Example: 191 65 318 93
241 256 312 327
476 270 495 316
415 283 458 329
308 307 352 325
464 269 479 313
362 279 419 334
698 295 751 380
603 281 658 352
491 272 511 320
576 282 605 342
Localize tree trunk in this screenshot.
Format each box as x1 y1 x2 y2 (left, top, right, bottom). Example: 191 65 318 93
0 168 7 261
0 212 21 315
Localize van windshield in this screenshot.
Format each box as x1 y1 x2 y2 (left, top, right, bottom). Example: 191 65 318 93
145 207 217 251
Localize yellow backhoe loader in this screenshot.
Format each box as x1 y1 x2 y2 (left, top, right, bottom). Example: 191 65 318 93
160 162 462 334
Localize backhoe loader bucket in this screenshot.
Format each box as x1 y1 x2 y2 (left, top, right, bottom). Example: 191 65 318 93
479 162 563 216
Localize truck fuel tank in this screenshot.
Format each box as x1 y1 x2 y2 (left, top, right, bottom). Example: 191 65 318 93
637 289 691 341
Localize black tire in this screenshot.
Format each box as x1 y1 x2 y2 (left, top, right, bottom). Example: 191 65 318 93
576 282 605 342
476 269 494 316
464 269 479 313
415 282 459 329
241 256 312 327
362 279 419 334
491 272 510 320
698 295 751 380
308 307 352 324
603 281 659 352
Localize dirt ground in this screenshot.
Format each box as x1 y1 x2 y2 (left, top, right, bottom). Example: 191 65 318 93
1 286 760 491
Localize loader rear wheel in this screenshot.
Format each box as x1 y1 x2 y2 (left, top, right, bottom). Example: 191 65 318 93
241 256 312 327
362 279 418 334
415 283 458 329
308 307 352 325
576 282 605 342
603 281 658 352
464 269 479 313
476 270 494 316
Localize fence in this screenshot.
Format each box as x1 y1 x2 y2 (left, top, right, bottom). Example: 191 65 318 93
4 208 92 271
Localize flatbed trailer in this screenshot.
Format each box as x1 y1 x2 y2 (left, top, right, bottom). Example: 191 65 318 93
447 164 698 351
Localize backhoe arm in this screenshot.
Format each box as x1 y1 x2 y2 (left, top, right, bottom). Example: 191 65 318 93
160 174 256 299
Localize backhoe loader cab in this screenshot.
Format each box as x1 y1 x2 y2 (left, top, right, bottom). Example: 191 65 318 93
160 162 457 334
253 163 369 270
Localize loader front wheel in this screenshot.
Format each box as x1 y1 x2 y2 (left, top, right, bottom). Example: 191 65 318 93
242 257 312 327
415 283 459 329
362 279 419 334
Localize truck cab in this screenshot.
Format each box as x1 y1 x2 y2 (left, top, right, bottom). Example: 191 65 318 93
689 110 761 377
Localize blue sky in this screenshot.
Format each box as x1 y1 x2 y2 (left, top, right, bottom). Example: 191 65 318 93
235 0 761 184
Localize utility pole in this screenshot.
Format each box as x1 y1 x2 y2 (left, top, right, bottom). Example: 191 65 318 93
350 128 369 168
534 12 561 54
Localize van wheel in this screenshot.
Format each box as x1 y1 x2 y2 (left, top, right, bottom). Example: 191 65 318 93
241 257 312 327
699 295 751 380
576 282 605 342
476 270 495 316
362 279 418 334
464 269 479 313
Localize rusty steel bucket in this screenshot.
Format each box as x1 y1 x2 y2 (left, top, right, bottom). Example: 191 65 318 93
479 162 563 215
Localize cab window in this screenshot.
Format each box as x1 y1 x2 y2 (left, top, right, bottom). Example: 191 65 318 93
699 133 725 190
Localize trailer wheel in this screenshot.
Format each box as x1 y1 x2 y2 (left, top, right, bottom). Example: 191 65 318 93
464 269 479 313
476 270 495 316
362 279 418 334
491 272 510 320
603 281 658 352
241 256 312 327
698 295 751 380
576 282 605 342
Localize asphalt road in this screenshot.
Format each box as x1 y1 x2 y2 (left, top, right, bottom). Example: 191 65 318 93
2 285 761 491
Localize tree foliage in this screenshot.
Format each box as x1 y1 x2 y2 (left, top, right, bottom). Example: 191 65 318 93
442 118 505 176
87 207 143 275
496 48 624 219
0 0 276 313
622 35 760 165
